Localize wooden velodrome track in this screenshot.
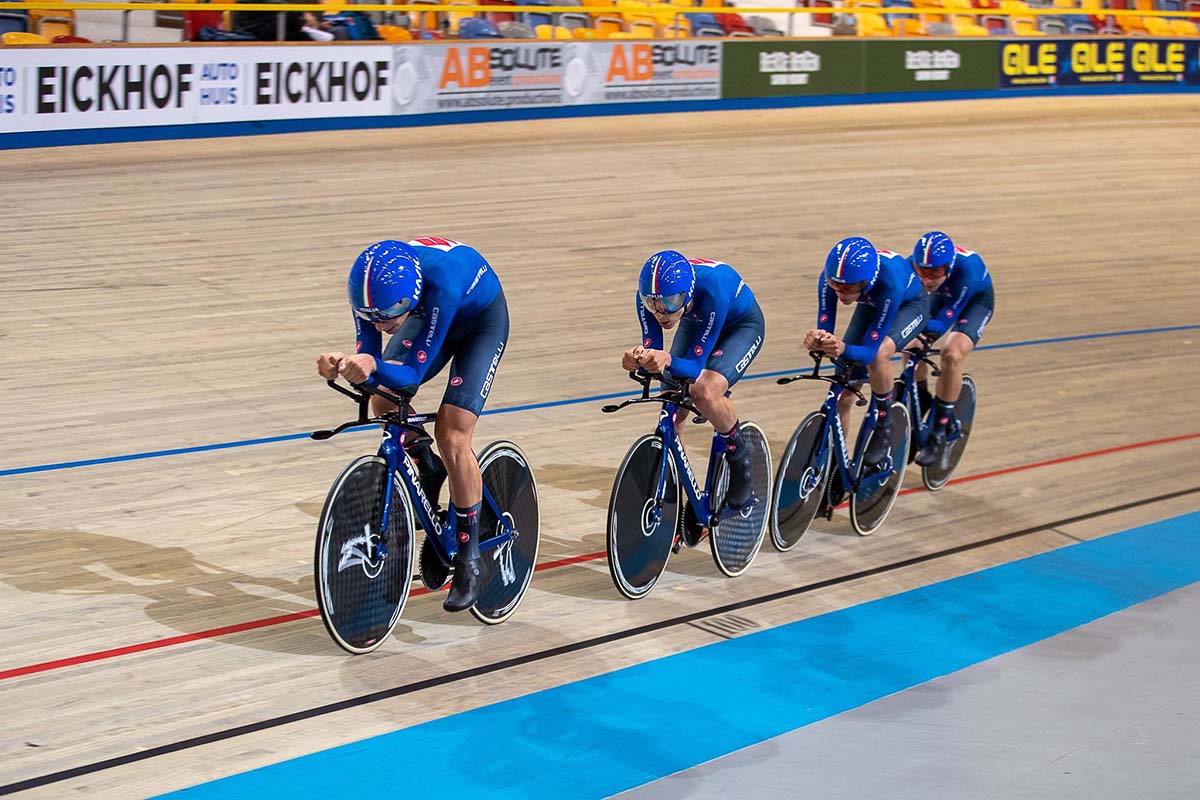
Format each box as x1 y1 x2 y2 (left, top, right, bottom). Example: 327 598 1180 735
2 94 1198 798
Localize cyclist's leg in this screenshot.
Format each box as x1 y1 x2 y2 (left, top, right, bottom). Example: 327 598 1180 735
434 291 509 611
381 318 453 502
667 316 707 449
838 304 874 433
864 294 928 466
697 303 766 508
936 288 993 406
920 291 991 465
915 294 947 402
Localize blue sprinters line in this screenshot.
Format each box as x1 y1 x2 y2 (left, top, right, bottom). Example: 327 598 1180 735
2 323 1196 479
158 511 1200 800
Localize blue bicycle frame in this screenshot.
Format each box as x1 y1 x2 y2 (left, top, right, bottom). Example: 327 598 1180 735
896 342 962 453
645 404 727 531
806 381 877 498
316 378 515 566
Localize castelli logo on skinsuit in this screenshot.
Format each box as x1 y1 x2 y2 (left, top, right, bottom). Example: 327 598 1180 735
402 339 413 348
713 349 723 357
417 351 427 363
451 376 463 386
820 314 829 323
694 345 703 355
644 338 652 347
871 330 880 340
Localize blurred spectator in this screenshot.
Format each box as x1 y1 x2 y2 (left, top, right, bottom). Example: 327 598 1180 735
231 0 307 40
301 11 348 40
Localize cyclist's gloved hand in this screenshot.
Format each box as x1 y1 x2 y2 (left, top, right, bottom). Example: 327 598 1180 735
636 348 672 375
338 353 377 384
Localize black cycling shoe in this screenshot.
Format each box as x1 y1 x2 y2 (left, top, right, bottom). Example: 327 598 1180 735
864 417 894 469
442 555 482 612
915 429 948 467
723 451 754 510
681 500 706 548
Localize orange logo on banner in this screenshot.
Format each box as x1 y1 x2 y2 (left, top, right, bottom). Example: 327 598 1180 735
607 44 653 82
440 47 491 88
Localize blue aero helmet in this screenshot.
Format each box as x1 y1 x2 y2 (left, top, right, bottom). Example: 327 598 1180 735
824 236 880 291
638 250 695 315
912 231 956 272
347 240 423 323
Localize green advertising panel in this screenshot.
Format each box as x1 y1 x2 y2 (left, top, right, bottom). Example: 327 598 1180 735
722 40 865 99
866 39 997 93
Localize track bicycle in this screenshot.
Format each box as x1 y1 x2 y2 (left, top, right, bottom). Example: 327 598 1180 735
311 378 539 653
602 371 772 600
770 351 912 547
894 336 978 491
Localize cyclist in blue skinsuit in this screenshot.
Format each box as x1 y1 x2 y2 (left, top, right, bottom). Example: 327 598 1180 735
315 237 508 613
908 231 995 467
621 250 766 522
804 237 929 471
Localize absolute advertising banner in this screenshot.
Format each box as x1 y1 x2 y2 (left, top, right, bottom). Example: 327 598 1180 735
594 40 722 103
391 40 721 111
1 46 393 133
998 38 1200 88
391 41 574 113
866 40 996 93
721 40 864 98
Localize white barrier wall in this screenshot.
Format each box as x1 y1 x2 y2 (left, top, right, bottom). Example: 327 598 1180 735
0 40 722 134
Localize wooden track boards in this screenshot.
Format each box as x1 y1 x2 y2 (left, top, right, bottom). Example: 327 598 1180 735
0 95 1197 797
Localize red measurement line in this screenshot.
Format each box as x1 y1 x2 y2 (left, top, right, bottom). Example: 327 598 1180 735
3 430 1196 683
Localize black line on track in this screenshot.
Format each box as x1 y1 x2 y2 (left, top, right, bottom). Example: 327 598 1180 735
4 485 1197 796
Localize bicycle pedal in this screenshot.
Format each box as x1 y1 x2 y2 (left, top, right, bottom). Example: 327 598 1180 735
672 537 683 554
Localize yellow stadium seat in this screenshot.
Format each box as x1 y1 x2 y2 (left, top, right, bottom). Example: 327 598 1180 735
1143 15 1171 35
1117 14 1148 32
663 18 692 36
700 0 725 7
1011 18 1044 34
607 30 635 37
37 19 73 39
587 0 617 21
30 9 73 38
444 4 476 35
629 19 657 35
376 24 413 41
535 23 555 37
859 11 893 34
953 15 989 34
594 16 624 35
572 26 597 38
2 31 50 44
1052 0 1075 7
1169 18 1199 35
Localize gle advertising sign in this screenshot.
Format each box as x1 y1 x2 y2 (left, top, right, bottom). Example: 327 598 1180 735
999 39 1200 88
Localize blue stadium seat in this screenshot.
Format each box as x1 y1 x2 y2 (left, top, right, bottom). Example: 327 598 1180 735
520 0 554 28
1062 13 1095 32
0 11 28 34
884 0 914 28
458 17 502 37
